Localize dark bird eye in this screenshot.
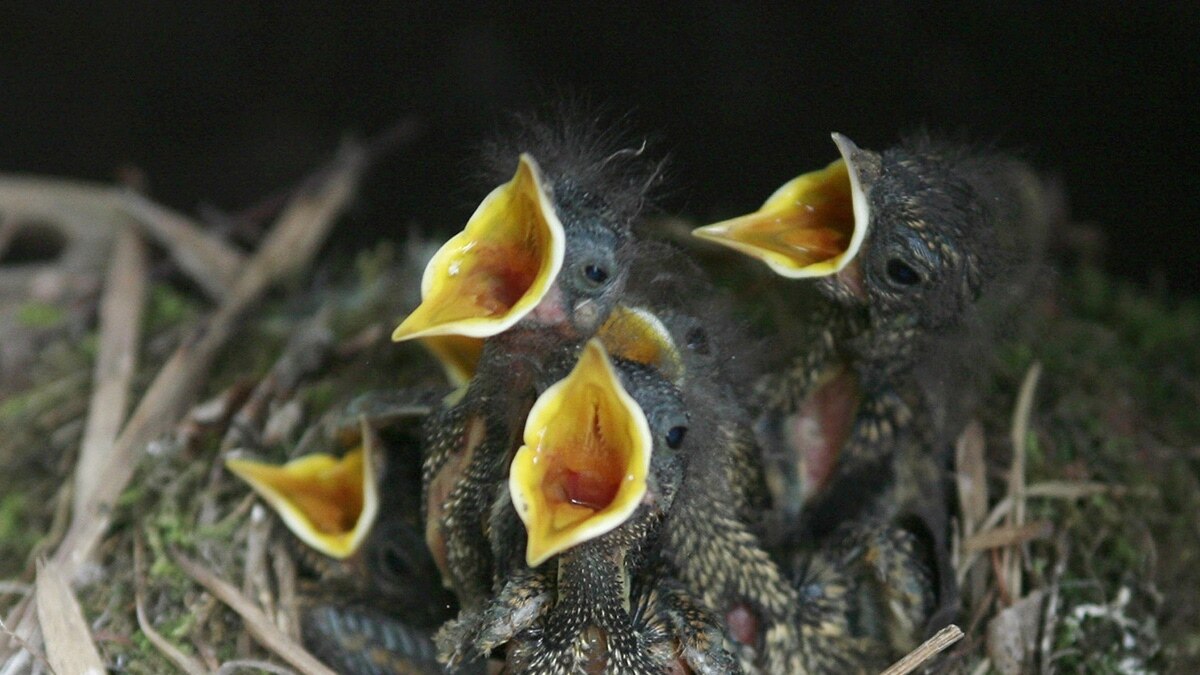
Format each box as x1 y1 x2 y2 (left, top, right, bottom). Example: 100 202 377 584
583 264 609 284
685 327 710 355
886 259 921 286
665 426 687 449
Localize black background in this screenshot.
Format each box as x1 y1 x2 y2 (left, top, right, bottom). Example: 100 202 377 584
3 4 1197 292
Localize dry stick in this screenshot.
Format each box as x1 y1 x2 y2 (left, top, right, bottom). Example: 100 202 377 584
239 505 274 658
0 145 368 664
119 190 246 302
963 521 1054 552
173 553 335 675
133 537 207 675
270 543 300 642
1003 363 1042 602
73 224 147 517
879 624 965 675
34 560 104 675
955 419 989 602
955 480 1119 587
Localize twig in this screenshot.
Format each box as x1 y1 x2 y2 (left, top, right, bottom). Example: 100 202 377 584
214 659 298 675
239 505 274 657
963 521 1054 552
1003 363 1041 601
1 142 370 663
119 190 245 302
73 224 147 517
0 618 48 675
955 419 988 601
172 552 335 675
34 559 104 675
879 624 964 675
956 480 1123 587
270 543 300 642
0 584 31 599
133 536 206 675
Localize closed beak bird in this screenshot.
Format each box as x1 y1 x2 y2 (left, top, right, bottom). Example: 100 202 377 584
693 133 1057 662
437 339 738 674
399 119 665 611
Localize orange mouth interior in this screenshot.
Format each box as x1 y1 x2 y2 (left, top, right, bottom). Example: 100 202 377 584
226 440 379 559
510 340 650 566
726 161 852 264
693 158 861 278
539 397 629 530
392 154 565 341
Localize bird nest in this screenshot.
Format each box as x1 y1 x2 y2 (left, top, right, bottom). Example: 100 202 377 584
0 137 1194 674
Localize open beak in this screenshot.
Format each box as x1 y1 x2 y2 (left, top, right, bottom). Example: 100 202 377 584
225 418 381 559
596 305 683 384
392 154 566 341
692 133 871 278
509 340 651 567
419 335 484 386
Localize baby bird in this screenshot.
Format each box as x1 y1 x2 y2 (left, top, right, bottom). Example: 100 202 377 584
400 120 664 609
694 133 1058 654
438 340 736 674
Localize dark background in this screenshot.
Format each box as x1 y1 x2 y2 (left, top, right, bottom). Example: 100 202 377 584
3 4 1197 292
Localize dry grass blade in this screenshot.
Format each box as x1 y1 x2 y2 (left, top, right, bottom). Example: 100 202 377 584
73 224 147 517
1 144 369 663
133 537 206 675
34 559 104 675
956 419 989 600
119 190 246 301
172 552 335 675
1003 362 1042 601
963 521 1054 552
956 419 988 539
879 624 964 675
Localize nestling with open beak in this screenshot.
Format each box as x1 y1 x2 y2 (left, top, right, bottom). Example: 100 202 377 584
694 133 1058 657
401 119 666 609
437 339 738 674
228 409 471 673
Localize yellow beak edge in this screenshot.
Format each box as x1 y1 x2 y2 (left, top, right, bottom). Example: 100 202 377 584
225 419 381 559
692 133 870 278
509 340 652 567
595 305 683 384
392 154 566 341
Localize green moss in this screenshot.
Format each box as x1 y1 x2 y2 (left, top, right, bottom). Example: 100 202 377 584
15 301 66 328
146 283 200 332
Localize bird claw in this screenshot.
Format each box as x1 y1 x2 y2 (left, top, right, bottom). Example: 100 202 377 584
435 571 553 666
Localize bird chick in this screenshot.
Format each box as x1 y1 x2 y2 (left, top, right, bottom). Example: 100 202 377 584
405 120 664 609
437 340 736 674
694 133 1058 656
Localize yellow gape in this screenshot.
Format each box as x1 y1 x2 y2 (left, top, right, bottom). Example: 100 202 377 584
509 340 652 567
392 154 566 341
693 133 871 278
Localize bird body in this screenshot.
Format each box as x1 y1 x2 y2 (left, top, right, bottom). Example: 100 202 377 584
696 133 1058 666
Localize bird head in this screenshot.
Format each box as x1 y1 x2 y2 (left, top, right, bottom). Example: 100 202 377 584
508 339 688 567
694 134 1007 337
393 118 662 350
